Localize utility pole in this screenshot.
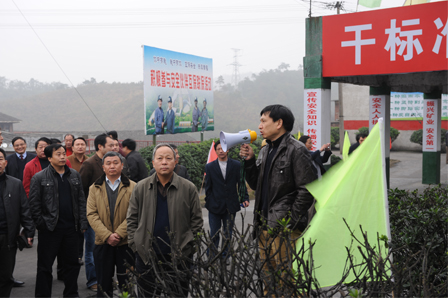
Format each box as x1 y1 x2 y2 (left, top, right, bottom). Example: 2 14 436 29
229 48 241 88
335 1 345 154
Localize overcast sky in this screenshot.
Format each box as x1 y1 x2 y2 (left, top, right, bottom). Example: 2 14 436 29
0 0 435 85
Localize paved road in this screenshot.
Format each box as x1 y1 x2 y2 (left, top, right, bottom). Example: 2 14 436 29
10 151 446 297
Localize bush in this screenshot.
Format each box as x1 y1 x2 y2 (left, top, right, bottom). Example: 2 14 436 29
410 128 446 146
356 126 370 136
139 138 263 190
331 127 340 149
121 186 448 297
390 127 400 142
388 186 448 295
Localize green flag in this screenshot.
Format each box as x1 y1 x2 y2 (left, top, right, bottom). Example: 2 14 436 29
343 131 350 160
296 119 390 287
358 0 382 8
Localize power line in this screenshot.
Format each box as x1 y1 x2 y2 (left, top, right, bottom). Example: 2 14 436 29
0 17 306 29
10 0 108 133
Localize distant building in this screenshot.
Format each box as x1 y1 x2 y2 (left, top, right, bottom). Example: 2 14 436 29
0 112 20 132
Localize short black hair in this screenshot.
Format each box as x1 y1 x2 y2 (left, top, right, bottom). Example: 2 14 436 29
356 133 368 142
35 137 51 149
94 134 110 151
0 148 6 159
50 138 62 144
44 144 64 158
260 104 295 132
122 139 136 151
107 131 118 140
64 134 75 140
12 137 26 146
298 135 311 144
73 137 87 146
169 144 177 150
214 140 220 151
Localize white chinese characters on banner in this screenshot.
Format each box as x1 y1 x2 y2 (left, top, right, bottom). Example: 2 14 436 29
423 100 438 152
390 93 448 119
341 24 376 65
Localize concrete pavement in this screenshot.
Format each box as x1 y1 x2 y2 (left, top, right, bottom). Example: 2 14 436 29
9 151 445 297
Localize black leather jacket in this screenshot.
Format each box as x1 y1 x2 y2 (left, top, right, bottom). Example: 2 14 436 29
29 165 87 232
245 134 317 235
0 174 35 248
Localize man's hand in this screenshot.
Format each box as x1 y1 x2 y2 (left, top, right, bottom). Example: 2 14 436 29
239 144 255 160
27 238 33 247
106 233 121 247
242 200 250 207
320 143 331 152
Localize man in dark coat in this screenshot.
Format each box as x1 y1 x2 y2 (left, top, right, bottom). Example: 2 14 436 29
204 140 249 259
6 137 36 181
122 139 148 183
0 148 35 297
29 144 87 297
240 104 316 296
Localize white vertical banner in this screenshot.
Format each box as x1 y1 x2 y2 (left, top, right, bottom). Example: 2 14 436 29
369 95 387 131
304 89 331 151
423 99 439 152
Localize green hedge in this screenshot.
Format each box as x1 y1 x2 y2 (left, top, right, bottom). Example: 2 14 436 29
139 139 263 190
410 128 447 146
388 186 448 294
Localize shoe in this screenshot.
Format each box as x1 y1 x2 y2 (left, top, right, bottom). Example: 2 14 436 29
78 258 84 265
13 279 25 287
89 284 98 291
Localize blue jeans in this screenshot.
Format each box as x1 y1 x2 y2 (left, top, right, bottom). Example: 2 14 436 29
84 225 97 287
208 212 235 258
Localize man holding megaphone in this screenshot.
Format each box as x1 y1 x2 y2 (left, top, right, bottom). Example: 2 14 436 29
239 104 317 295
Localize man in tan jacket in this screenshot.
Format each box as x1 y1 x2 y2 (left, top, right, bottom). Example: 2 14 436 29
127 143 203 298
87 151 136 297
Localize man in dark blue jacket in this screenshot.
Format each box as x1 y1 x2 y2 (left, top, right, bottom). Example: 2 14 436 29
204 140 249 259
0 148 34 297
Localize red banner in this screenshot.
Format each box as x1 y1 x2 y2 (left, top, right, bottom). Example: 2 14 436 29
322 1 448 77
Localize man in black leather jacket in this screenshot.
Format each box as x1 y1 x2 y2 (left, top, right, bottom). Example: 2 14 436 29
29 144 87 298
240 104 317 295
0 148 35 297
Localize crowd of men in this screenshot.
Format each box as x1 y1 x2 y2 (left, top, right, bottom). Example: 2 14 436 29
0 104 347 297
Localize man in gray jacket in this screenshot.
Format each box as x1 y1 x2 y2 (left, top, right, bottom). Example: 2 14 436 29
127 143 203 298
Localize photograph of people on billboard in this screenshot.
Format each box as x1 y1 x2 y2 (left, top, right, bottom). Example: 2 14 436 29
143 45 214 135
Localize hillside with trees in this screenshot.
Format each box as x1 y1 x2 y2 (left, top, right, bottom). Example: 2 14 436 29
0 64 304 133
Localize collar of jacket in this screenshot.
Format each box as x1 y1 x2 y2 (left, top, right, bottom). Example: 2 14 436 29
48 164 71 176
266 132 288 149
94 173 130 187
148 172 180 190
0 172 6 182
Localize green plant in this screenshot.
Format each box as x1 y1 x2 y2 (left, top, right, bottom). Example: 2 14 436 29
331 154 341 165
356 126 369 136
388 186 448 294
331 127 340 149
410 128 447 146
410 129 423 145
390 127 400 143
139 138 263 190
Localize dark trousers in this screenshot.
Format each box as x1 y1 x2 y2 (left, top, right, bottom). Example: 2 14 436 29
0 234 17 298
135 252 191 298
35 227 80 297
208 211 235 258
93 244 134 298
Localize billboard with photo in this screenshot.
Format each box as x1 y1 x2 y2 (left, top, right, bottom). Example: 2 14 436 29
143 45 214 135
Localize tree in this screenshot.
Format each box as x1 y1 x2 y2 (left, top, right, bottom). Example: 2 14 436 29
215 76 224 90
